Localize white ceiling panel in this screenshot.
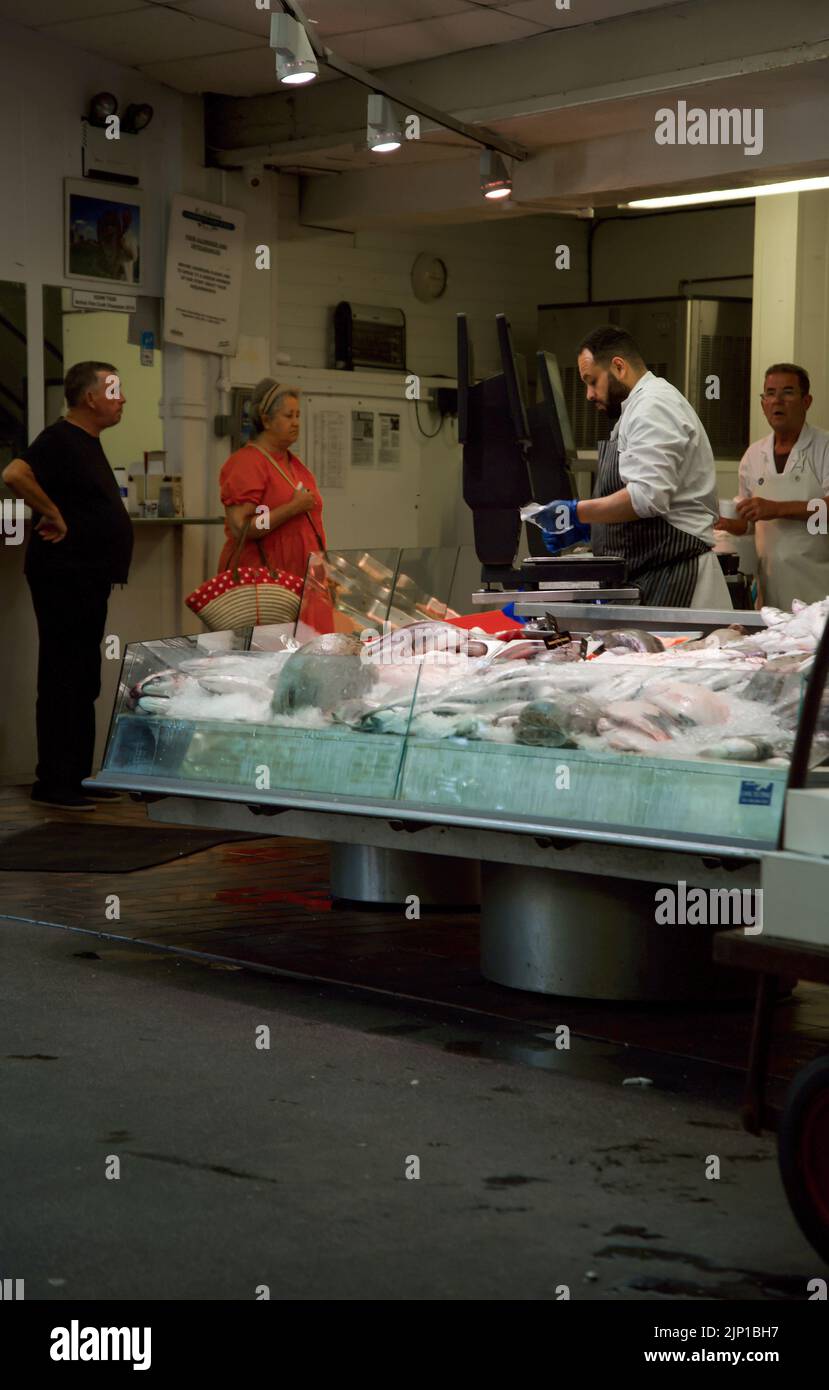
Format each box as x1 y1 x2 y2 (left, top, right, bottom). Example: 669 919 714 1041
139 47 344 98
0 0 141 21
170 0 280 40
139 48 277 97
44 8 263 66
332 7 544 68
504 0 685 28
272 1 477 36
163 0 486 46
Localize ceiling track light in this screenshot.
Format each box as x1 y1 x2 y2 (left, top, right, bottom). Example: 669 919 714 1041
480 149 512 201
367 93 401 153
270 13 319 86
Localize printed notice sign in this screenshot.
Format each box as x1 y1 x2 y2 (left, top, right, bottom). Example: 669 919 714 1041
351 410 375 468
71 290 136 313
312 410 348 489
378 412 401 469
163 195 245 355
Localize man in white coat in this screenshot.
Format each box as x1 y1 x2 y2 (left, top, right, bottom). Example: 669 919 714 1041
718 363 829 609
535 326 732 609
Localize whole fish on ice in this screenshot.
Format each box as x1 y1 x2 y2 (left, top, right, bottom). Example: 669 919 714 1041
271 633 377 715
127 668 192 709
593 628 664 654
597 699 675 742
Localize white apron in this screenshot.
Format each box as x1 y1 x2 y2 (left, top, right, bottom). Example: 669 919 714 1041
754 456 829 610
689 549 732 610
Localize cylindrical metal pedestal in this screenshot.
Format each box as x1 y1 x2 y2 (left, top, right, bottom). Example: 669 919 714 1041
329 843 481 907
480 862 754 1001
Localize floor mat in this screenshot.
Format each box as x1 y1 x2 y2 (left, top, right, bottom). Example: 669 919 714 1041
0 822 256 873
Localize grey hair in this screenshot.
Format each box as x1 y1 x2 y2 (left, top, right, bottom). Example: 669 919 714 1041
249 377 300 432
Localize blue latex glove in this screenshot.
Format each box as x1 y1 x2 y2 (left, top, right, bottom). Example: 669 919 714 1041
534 499 591 554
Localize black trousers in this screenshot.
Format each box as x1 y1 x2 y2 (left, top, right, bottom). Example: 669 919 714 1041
26 571 112 792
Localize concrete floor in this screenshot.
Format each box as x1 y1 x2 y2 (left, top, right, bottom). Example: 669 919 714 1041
0 918 820 1301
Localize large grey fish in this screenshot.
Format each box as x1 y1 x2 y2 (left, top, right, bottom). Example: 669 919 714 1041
682 625 749 651
515 700 571 748
593 628 664 654
127 668 191 709
271 633 377 715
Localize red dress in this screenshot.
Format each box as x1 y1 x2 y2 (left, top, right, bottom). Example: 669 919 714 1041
218 442 333 631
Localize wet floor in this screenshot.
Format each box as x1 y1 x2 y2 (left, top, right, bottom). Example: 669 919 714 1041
2 917 822 1301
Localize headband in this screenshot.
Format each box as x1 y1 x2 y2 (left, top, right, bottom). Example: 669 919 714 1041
258 382 283 421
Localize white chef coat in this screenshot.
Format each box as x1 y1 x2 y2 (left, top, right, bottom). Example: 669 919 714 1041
736 421 829 609
610 371 730 609
737 421 829 498
612 371 720 543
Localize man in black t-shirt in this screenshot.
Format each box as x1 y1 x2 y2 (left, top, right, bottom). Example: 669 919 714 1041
2 361 134 810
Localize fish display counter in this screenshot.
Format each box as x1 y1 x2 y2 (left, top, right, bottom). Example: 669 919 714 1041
91 562 829 1001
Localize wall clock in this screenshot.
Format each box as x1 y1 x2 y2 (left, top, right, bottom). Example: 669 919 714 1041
411 253 447 302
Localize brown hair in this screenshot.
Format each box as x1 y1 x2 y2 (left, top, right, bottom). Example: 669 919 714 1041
764 363 810 395
250 378 300 431
64 361 118 407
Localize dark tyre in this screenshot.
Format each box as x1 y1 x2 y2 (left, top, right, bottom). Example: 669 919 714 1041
778 1055 829 1265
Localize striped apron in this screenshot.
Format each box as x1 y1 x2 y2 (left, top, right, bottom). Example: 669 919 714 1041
590 437 710 607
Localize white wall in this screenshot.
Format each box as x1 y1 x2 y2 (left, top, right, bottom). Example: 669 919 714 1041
275 176 590 378
61 307 164 472
583 205 755 496
0 19 194 439
0 19 207 783
591 206 755 302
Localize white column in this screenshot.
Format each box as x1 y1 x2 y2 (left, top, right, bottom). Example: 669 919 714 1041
751 190 829 438
161 344 216 632
793 190 829 430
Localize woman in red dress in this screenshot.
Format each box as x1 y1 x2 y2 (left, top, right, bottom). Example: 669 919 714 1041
218 379 332 631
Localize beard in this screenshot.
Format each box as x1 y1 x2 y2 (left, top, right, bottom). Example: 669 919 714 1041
599 374 630 423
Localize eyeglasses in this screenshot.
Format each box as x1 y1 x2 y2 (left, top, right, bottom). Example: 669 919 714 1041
761 388 800 400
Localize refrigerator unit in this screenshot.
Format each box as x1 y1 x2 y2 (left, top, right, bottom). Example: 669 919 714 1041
537 296 752 459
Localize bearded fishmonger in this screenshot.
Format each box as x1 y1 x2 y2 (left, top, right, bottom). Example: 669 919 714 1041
536 325 732 610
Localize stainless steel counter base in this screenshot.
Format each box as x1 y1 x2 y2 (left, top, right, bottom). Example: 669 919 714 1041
479 863 754 1001
329 844 481 907
133 792 764 1001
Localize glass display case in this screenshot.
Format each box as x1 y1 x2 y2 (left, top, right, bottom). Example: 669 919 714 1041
396 651 794 847
104 634 422 804
100 608 826 852
297 546 464 637
95 578 829 1003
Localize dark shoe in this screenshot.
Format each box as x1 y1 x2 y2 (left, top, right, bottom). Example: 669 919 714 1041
82 787 123 802
31 785 96 812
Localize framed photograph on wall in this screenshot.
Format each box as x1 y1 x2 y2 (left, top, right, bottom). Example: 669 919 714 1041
64 179 144 289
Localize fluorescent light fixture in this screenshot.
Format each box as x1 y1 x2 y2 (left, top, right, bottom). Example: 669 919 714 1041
367 94 401 153
270 13 318 86
623 175 829 210
480 149 511 200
